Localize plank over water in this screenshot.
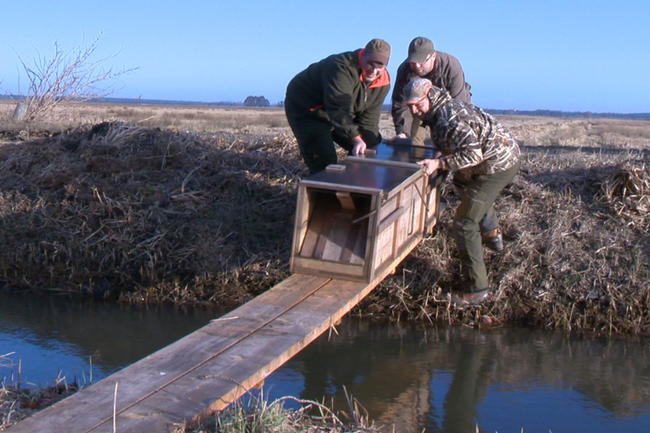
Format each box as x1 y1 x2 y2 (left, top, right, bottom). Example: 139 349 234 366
6 273 389 433
9 145 435 433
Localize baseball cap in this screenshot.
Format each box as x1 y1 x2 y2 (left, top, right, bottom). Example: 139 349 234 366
403 78 432 104
407 37 435 63
364 38 391 65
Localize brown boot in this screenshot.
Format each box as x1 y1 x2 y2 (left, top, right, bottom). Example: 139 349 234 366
482 228 504 252
450 288 490 306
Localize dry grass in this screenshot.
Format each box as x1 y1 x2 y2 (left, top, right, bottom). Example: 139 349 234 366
364 117 649 336
0 101 648 337
0 100 290 136
1 380 77 431
0 120 300 308
173 388 383 433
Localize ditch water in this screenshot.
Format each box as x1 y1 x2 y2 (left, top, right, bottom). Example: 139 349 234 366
1 291 649 433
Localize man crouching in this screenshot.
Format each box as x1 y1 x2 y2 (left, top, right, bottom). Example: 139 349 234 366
404 78 520 305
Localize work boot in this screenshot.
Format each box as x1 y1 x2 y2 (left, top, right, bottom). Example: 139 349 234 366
450 288 490 306
482 228 503 252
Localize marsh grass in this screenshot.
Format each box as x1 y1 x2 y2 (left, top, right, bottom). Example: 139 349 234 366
0 376 78 431
0 102 648 333
173 387 382 433
0 100 289 135
0 352 96 431
1 102 648 431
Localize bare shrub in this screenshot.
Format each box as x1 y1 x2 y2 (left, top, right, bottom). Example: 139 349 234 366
14 37 136 122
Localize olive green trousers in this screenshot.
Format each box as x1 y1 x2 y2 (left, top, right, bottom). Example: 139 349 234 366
452 163 519 290
410 118 430 146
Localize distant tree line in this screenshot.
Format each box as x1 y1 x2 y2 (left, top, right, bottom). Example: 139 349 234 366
378 103 650 120
485 108 650 121
244 96 270 107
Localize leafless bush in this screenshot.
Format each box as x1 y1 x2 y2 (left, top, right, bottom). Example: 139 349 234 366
14 37 136 122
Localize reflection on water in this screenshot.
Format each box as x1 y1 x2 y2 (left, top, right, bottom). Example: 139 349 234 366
2 292 649 432
265 321 650 433
0 290 217 386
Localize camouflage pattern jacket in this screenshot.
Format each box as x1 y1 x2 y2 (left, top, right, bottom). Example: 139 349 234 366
391 51 472 136
420 87 520 178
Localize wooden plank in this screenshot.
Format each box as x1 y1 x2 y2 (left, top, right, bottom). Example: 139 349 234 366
378 194 398 220
10 152 439 433
320 212 352 261
345 155 420 169
299 207 327 258
8 276 374 433
291 256 365 279
395 186 412 245
336 191 355 211
127 277 377 425
350 223 367 265
292 186 310 260
375 223 395 266
299 179 383 197
312 200 337 260
5 274 331 433
339 222 361 264
8 236 414 433
425 184 439 233
377 206 406 233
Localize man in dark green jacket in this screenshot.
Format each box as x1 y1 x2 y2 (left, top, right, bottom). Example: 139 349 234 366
285 39 391 173
392 37 472 145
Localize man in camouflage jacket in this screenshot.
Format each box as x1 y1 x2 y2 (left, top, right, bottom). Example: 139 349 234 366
392 37 472 145
403 78 520 305
285 39 391 174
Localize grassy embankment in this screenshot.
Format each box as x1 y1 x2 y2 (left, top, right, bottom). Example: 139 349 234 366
1 100 647 335
1 100 648 431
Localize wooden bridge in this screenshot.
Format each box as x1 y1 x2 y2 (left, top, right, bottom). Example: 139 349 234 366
7 143 439 433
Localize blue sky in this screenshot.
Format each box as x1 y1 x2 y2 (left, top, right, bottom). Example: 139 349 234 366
2 0 649 113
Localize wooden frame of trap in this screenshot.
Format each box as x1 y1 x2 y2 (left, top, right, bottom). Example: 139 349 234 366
290 144 440 282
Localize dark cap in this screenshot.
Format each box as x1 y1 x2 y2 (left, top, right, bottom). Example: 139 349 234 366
364 38 391 65
403 78 433 104
407 37 435 63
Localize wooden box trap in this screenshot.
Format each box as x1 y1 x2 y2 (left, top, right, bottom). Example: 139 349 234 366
290 145 439 282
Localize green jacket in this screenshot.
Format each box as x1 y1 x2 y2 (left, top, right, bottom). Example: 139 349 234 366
285 49 390 146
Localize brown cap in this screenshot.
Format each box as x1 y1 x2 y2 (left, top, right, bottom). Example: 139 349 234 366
364 38 391 65
403 78 432 104
407 37 434 63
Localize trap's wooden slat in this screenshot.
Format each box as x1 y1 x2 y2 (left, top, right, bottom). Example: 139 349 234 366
321 212 353 262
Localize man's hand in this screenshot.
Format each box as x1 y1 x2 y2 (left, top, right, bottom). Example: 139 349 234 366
417 158 442 175
386 133 411 145
351 136 367 156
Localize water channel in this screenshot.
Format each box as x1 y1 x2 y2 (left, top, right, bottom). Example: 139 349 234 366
1 291 649 433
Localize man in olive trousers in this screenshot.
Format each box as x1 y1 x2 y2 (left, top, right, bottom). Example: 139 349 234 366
403 78 520 305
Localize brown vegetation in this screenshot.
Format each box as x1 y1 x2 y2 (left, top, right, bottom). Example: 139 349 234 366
0 101 648 338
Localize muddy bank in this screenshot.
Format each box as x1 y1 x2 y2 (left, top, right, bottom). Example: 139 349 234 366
0 120 648 336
